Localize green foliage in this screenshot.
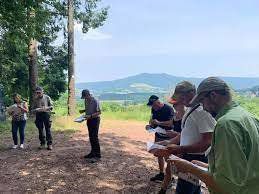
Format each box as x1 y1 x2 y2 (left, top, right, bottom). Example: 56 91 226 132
0 119 36 144
0 117 78 145
0 0 109 105
235 96 259 119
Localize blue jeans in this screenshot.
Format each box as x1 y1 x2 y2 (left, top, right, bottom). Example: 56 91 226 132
176 154 207 194
12 120 26 145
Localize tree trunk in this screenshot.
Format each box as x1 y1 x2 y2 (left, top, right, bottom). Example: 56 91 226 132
67 0 76 115
0 88 6 121
28 38 38 110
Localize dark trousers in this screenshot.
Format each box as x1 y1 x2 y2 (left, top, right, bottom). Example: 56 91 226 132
12 120 26 145
176 154 208 194
87 117 101 157
35 112 52 145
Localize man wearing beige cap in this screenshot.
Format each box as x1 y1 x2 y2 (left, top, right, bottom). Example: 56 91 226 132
170 77 259 194
154 81 216 194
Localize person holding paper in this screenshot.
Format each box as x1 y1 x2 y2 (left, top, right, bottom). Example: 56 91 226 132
32 86 54 150
79 89 101 163
153 81 216 194
168 97 186 135
170 77 259 194
7 93 28 149
146 95 174 182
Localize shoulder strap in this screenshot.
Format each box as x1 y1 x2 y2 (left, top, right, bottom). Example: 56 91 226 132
182 104 201 127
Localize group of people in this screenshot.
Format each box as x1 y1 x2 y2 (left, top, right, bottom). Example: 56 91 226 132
146 77 259 194
5 77 259 194
7 87 102 162
7 87 54 150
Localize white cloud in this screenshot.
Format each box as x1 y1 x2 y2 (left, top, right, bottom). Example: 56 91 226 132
74 23 112 40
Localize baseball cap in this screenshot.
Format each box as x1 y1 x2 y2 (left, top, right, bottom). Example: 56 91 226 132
190 77 230 106
171 81 196 99
35 86 43 92
147 95 159 106
81 89 90 99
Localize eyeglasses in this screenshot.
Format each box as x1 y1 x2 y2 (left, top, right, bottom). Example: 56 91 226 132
36 92 41 94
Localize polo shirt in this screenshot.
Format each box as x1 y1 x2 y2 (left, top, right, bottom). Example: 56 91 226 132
85 96 101 116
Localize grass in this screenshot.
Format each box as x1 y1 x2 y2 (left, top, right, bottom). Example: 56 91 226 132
102 104 150 121
0 116 81 146
1 93 259 142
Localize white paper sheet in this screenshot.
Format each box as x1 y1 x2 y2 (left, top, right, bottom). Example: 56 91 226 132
74 115 86 123
147 141 166 152
147 126 172 135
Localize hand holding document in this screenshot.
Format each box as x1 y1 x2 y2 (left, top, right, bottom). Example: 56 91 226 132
168 155 208 186
146 126 173 135
74 115 87 123
6 104 17 115
147 141 166 152
31 107 52 113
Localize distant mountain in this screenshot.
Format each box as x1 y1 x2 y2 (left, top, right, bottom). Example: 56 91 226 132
76 73 259 94
238 85 259 97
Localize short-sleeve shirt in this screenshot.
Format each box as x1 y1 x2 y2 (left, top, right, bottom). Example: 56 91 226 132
33 94 53 111
151 104 174 130
85 96 101 116
208 102 259 194
180 105 216 154
8 102 27 121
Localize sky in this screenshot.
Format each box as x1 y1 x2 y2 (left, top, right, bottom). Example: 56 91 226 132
74 0 259 83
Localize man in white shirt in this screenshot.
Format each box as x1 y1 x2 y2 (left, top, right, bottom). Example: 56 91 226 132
154 81 216 194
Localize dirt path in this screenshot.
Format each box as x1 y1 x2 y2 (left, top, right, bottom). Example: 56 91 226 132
0 119 208 193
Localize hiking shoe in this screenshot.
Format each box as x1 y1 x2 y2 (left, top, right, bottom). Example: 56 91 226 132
87 157 101 163
47 145 53 150
84 153 95 159
12 145 18 149
38 144 46 150
158 188 167 194
20 144 24 149
150 173 165 182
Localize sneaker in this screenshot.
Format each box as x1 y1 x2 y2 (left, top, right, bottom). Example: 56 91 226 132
150 172 165 182
84 153 95 159
38 144 46 150
12 145 18 149
47 145 53 150
20 144 24 149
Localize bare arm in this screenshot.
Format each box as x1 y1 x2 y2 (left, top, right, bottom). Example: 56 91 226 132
47 96 53 110
158 134 180 146
187 164 228 194
170 158 228 194
192 160 209 168
155 119 173 127
18 102 29 113
168 134 181 144
178 132 212 154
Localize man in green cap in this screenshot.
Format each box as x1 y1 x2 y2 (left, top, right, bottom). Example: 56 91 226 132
170 77 259 194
